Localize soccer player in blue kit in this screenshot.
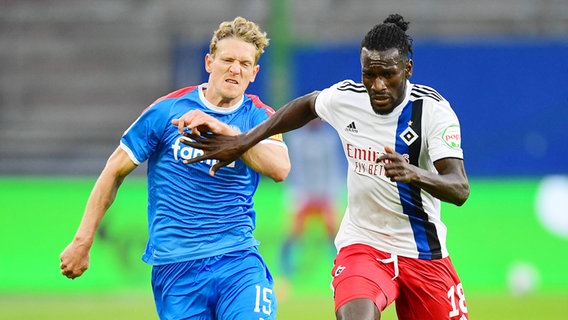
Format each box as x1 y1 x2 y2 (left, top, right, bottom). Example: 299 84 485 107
175 14 470 320
59 17 290 320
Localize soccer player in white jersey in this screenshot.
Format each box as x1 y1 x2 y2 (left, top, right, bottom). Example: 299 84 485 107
59 17 290 320
176 13 470 320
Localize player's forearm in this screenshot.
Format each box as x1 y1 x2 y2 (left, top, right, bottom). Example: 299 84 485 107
413 169 470 206
73 148 135 245
73 172 124 245
242 143 290 182
242 91 320 148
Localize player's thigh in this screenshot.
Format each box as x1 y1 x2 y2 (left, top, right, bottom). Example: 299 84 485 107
396 256 468 320
216 248 277 320
151 260 215 319
331 244 399 312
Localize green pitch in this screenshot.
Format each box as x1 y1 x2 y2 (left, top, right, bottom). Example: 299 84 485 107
1 293 567 319
0 176 567 319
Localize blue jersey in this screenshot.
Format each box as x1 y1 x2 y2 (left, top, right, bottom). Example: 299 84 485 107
120 84 281 265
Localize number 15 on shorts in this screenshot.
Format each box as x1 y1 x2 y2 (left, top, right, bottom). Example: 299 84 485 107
254 285 273 318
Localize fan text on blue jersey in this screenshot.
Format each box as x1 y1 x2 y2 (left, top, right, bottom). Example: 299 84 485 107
172 137 235 168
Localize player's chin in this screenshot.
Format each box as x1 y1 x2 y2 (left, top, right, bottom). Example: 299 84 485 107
220 90 244 102
371 101 395 115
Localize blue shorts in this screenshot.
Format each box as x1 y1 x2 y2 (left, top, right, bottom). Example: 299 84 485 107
151 247 277 320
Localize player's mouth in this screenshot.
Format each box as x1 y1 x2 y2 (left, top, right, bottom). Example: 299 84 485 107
225 79 239 85
371 95 390 106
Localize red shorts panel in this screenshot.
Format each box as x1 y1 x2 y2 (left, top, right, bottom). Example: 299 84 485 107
331 244 399 312
395 255 468 320
331 244 468 320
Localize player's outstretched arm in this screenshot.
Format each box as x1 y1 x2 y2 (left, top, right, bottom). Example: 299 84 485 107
172 110 290 179
60 147 136 279
178 91 321 175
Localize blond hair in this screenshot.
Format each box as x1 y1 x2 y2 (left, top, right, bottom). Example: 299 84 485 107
209 16 269 64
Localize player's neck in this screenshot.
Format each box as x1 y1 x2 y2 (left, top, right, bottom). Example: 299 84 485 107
202 87 242 109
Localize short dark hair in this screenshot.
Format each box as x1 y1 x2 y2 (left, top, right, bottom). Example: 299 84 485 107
360 13 414 60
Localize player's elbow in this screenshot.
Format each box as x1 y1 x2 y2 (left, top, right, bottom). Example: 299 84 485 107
453 182 470 206
267 162 291 183
260 146 291 182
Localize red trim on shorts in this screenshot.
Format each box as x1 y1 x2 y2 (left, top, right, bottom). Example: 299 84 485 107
331 244 398 312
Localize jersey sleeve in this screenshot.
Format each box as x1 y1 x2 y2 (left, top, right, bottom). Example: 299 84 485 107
247 94 285 145
313 82 339 124
424 99 464 162
120 100 171 164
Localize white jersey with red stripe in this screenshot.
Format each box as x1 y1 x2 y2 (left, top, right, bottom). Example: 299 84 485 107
314 80 463 260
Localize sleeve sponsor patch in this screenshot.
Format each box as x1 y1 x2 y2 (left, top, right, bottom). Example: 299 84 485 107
442 125 461 148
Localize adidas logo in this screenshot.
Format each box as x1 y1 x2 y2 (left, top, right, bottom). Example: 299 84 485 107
345 121 358 133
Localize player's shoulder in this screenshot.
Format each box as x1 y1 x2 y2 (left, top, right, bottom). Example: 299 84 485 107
163 85 199 99
409 83 447 104
316 80 367 112
143 85 199 112
155 86 199 105
409 83 459 124
333 80 367 94
321 80 367 103
245 93 276 116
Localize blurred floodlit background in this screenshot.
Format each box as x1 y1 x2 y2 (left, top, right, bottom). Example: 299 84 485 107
1 1 567 319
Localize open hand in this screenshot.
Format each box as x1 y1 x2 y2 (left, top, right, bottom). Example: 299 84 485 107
172 110 232 136
180 131 246 175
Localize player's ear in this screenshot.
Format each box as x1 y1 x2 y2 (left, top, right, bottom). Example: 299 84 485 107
249 65 260 83
405 59 413 78
205 53 213 73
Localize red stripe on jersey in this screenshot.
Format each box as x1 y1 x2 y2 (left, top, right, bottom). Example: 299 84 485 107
246 93 275 116
245 94 282 142
141 86 199 114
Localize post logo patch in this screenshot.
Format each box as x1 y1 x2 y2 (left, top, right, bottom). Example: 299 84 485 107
442 125 461 148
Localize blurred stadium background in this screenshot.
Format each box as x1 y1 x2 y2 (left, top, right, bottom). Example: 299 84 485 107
1 0 567 319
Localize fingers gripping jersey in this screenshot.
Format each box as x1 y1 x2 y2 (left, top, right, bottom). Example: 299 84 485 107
315 80 464 260
120 84 284 265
